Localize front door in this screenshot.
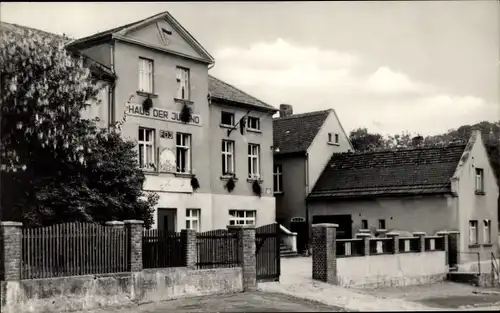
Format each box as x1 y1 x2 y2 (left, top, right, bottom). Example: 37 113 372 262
312 214 352 239
157 208 177 232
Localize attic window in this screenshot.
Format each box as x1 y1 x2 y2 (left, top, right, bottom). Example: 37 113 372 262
161 28 172 35
328 133 339 144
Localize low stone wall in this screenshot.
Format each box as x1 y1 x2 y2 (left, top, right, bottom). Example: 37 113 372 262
1 267 243 313
336 251 447 289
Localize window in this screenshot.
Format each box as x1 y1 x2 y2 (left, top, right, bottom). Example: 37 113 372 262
475 168 484 193
176 133 191 173
328 133 339 144
222 140 235 175
221 111 235 126
378 219 386 229
248 144 260 178
186 209 200 232
469 220 478 244
176 67 190 100
247 116 260 130
138 128 155 170
229 210 256 225
273 164 283 193
484 219 491 243
138 58 153 93
361 220 368 229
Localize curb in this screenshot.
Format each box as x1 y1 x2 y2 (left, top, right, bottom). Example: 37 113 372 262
472 290 500 296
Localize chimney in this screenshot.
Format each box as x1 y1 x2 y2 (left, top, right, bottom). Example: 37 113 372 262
279 104 293 118
411 135 424 147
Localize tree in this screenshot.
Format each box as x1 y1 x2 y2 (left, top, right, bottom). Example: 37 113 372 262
348 128 386 152
1 23 157 227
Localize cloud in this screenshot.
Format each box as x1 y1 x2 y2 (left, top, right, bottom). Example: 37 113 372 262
363 67 429 94
211 39 498 136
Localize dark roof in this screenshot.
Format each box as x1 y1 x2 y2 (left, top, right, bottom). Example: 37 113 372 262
209 75 276 111
273 110 331 155
308 144 467 199
1 22 115 80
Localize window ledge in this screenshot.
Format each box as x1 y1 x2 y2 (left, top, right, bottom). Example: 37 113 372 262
137 91 158 98
482 243 493 247
220 123 236 129
327 142 340 146
220 175 238 181
174 98 194 105
174 172 194 178
247 178 263 183
143 169 159 176
468 244 481 248
274 191 284 196
247 128 262 133
475 191 485 196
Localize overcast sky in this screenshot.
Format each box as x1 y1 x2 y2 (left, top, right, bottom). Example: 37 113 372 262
1 1 499 136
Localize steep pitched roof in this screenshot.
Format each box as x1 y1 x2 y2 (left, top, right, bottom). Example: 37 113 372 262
273 110 331 155
1 21 115 80
308 144 467 199
66 11 214 63
208 75 276 112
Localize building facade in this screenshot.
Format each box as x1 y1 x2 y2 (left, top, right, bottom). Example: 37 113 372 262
65 11 277 231
307 130 499 262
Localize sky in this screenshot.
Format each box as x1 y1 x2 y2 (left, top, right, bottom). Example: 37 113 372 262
1 1 499 136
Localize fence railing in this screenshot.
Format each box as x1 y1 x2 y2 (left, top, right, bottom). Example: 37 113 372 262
336 239 365 257
142 230 185 269
21 222 128 279
424 236 445 251
369 238 394 255
196 229 239 269
398 237 420 253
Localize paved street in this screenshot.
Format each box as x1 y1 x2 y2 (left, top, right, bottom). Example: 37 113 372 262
79 292 349 313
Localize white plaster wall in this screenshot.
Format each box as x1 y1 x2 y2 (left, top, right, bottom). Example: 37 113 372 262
211 194 276 230
151 191 213 231
306 111 352 193
337 251 447 288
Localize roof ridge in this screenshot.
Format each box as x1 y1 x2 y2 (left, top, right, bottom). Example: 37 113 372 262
273 109 332 121
332 143 467 157
208 74 273 108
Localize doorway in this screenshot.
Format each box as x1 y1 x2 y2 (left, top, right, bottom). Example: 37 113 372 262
157 208 177 232
312 214 352 239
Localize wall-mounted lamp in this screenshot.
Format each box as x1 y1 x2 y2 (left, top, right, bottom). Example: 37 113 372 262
271 146 280 153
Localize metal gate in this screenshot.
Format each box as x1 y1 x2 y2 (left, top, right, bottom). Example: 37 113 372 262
255 223 280 282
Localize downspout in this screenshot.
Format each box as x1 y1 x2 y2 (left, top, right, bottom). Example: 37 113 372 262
305 152 311 253
109 40 116 125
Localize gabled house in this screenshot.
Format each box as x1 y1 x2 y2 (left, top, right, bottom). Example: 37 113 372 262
273 104 352 250
3 11 277 231
308 130 498 263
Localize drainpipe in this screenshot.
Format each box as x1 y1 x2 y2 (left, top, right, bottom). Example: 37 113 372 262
305 152 311 253
110 41 115 73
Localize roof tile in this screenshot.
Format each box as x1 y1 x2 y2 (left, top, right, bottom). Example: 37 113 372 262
273 110 331 155
309 144 466 199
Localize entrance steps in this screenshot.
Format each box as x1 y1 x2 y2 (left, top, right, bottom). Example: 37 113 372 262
280 241 299 258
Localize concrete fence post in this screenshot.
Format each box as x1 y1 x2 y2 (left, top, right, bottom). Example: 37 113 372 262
181 229 197 269
387 231 400 254
227 225 256 291
436 231 450 265
124 220 144 272
0 221 22 281
312 223 337 284
413 232 426 252
355 233 371 256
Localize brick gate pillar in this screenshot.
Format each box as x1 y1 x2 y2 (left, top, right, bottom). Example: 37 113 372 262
0 221 22 281
312 223 338 284
181 229 197 269
228 225 256 291
124 220 143 272
355 233 371 256
387 231 400 254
